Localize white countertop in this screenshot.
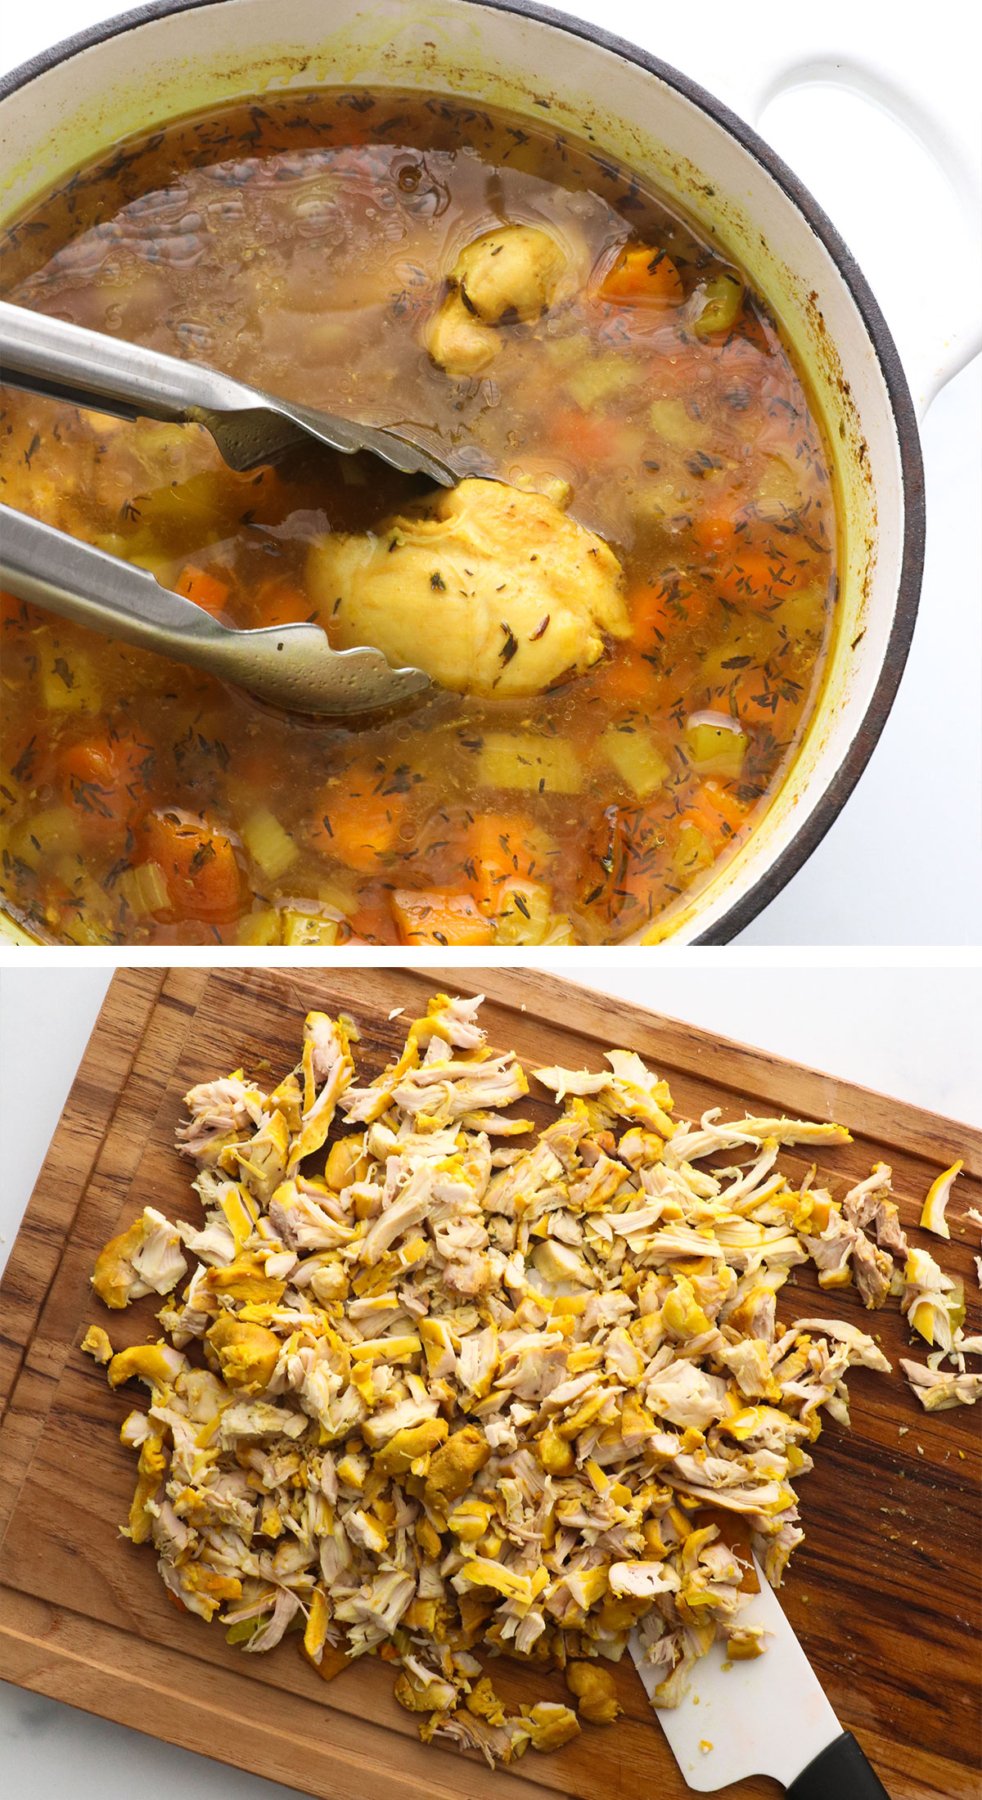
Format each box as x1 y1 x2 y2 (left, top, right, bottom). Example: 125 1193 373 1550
2 959 980 1795
1 0 980 944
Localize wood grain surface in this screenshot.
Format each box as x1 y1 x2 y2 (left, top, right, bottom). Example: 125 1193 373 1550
1 966 979 1800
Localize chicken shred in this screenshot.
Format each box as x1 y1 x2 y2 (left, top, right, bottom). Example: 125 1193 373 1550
87 994 976 1764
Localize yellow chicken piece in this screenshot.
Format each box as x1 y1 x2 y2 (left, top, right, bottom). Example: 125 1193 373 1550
206 1314 280 1393
465 1676 508 1726
204 1258 286 1305
535 1429 573 1483
81 1324 113 1364
452 224 569 323
373 1419 449 1476
455 1559 532 1604
522 1702 581 1751
124 1434 167 1544
448 1500 494 1542
662 1273 711 1339
223 1109 289 1204
421 1425 491 1505
919 1160 963 1240
307 479 627 699
566 1661 621 1725
394 1669 458 1714
91 1218 148 1310
325 1134 368 1191
107 1342 185 1390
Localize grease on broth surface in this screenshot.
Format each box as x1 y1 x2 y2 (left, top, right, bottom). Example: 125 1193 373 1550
0 91 837 944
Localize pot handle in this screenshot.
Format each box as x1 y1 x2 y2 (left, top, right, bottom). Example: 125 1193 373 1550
726 52 982 418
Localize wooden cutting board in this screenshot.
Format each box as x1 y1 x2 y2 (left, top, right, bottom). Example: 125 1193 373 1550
1 967 979 1800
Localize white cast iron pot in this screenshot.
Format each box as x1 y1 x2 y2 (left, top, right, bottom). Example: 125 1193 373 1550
0 0 976 944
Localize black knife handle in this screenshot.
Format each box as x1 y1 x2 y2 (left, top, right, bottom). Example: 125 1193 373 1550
787 1732 891 1799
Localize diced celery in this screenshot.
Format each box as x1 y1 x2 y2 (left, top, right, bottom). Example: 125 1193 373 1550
314 876 359 915
565 354 639 409
237 908 283 946
10 808 82 869
684 719 748 780
225 1617 261 1646
478 733 581 795
241 807 298 880
630 472 688 533
543 334 586 371
39 645 101 714
692 271 744 338
771 584 827 639
602 725 671 799
648 397 702 450
117 860 170 918
947 1280 966 1337
699 621 778 686
130 551 177 580
673 823 714 878
131 471 237 547
62 915 118 945
540 913 577 945
756 456 804 510
492 879 555 946
280 907 341 946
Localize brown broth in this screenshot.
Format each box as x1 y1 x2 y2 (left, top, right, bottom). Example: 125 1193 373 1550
0 90 837 945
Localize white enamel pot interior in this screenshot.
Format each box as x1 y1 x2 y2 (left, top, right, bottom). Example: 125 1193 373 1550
0 0 924 946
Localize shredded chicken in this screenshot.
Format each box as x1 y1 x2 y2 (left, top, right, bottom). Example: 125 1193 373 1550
87 993 976 1765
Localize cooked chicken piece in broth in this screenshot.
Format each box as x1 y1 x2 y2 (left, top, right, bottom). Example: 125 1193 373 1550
453 224 569 322
425 292 500 376
307 477 628 696
426 222 570 374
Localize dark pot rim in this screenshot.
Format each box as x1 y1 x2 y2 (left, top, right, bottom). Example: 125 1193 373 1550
0 0 925 946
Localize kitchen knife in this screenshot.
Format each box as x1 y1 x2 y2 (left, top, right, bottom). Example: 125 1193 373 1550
629 1559 891 1797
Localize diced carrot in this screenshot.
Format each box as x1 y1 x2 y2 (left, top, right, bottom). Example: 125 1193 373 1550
678 778 749 848
598 245 684 307
175 564 231 618
595 653 656 711
251 576 313 629
461 812 544 914
628 576 710 649
578 801 668 934
1 589 31 630
690 503 750 554
710 547 804 611
391 889 493 946
57 732 154 835
347 891 401 945
549 406 624 463
731 670 796 739
310 765 410 873
138 810 244 922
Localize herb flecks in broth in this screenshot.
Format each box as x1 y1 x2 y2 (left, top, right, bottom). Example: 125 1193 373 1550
0 90 836 945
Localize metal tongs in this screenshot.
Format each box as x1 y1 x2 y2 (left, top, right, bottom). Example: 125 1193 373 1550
0 301 462 714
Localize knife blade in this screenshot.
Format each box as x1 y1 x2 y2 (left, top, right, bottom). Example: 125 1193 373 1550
629 1559 891 1797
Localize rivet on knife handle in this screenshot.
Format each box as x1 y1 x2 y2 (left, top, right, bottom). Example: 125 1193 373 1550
786 1731 892 1800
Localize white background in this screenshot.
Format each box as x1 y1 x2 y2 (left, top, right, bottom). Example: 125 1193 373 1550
2 957 981 1798
1 0 980 942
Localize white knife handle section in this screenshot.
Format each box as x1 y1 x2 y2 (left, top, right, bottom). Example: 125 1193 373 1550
787 1731 892 1800
636 1560 843 1792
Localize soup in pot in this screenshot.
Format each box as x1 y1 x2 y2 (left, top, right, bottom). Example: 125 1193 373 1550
0 91 837 944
